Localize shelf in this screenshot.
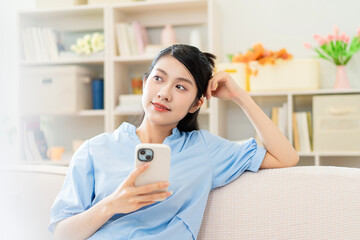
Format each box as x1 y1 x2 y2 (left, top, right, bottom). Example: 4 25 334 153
299 152 360 157
249 88 360 97
20 57 105 66
111 0 208 28
20 110 106 117
111 0 207 13
0 164 68 174
113 107 210 116
18 5 104 17
78 109 106 116
113 108 143 116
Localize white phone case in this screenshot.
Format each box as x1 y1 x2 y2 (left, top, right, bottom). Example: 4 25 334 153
134 144 171 195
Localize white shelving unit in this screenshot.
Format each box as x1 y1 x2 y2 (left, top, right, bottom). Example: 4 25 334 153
17 0 221 166
220 89 360 168
17 5 109 166
17 0 359 168
107 0 221 131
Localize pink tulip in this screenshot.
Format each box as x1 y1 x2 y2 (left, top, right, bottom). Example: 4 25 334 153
339 32 349 43
313 34 326 46
333 24 339 37
313 34 321 40
317 38 326 45
327 34 334 43
343 36 349 44
303 42 312 49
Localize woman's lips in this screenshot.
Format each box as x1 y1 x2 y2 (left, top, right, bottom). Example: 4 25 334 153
152 102 171 112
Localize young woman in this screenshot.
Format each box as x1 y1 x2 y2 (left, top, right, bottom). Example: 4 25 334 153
49 44 299 240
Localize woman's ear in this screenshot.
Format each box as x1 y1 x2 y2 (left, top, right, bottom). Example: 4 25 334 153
189 97 204 113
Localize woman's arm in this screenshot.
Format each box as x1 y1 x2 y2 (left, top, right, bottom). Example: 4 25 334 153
205 71 299 169
54 163 172 240
53 198 113 240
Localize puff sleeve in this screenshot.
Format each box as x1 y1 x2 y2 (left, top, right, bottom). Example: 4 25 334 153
200 130 266 190
48 140 95 232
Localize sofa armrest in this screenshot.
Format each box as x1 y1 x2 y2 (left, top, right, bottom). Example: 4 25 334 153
0 165 67 240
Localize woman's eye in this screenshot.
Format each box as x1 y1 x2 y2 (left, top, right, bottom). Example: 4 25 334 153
176 85 186 91
154 76 162 82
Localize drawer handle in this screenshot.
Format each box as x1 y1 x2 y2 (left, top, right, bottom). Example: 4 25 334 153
328 106 356 115
42 78 53 84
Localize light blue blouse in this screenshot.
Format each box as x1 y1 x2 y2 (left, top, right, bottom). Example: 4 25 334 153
49 122 266 239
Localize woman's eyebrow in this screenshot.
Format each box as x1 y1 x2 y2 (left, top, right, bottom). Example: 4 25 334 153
155 68 193 85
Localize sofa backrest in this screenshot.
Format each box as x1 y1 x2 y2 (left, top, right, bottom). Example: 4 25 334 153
0 165 66 240
2 165 359 240
198 166 360 240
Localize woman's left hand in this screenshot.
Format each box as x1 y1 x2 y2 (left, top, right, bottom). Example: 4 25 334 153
205 70 243 101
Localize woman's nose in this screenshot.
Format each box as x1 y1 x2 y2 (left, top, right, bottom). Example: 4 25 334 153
157 85 172 101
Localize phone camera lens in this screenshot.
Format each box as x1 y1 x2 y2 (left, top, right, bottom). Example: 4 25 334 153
146 155 151 160
140 150 146 155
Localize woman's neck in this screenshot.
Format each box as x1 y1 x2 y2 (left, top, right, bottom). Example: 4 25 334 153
136 120 175 143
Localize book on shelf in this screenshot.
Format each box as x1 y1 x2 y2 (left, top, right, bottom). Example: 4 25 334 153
292 113 300 151
23 121 49 162
270 103 288 137
21 27 60 61
115 21 149 57
293 111 312 152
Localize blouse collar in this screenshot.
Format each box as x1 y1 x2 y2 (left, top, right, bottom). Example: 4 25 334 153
118 122 181 142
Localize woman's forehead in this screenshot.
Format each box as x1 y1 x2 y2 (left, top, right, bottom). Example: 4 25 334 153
153 56 195 83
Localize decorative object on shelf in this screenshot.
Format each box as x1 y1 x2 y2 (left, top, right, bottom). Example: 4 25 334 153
70 32 105 56
313 94 360 152
161 24 176 47
334 65 350 89
221 43 319 92
304 25 360 89
47 147 65 161
92 78 104 109
20 65 94 114
229 43 293 91
131 77 143 94
116 94 143 112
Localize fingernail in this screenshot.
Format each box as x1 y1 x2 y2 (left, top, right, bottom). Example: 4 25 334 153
168 191 173 196
163 182 169 187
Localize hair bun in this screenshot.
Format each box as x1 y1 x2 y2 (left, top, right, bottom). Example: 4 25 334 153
203 52 216 69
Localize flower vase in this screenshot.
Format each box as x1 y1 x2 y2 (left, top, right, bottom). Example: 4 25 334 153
334 65 350 89
161 24 176 47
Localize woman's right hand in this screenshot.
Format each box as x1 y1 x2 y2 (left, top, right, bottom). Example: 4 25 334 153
103 163 172 215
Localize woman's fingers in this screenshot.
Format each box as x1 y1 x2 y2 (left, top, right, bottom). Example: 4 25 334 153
132 181 170 195
124 163 150 187
129 191 173 204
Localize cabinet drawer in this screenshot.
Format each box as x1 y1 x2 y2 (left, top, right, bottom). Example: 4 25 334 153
313 94 360 152
20 66 94 114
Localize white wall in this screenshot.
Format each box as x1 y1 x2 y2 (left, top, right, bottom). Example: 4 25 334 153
1 0 359 162
218 0 360 88
0 0 35 163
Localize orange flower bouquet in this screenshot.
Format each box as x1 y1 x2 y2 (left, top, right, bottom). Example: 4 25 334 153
229 43 293 91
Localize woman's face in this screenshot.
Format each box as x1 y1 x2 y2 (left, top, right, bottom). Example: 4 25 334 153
142 55 201 128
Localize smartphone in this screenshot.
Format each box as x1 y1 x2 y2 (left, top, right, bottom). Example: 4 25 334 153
134 144 171 197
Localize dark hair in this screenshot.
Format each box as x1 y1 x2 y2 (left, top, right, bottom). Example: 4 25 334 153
142 44 216 132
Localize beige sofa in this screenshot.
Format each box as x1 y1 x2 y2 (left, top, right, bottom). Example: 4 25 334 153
1 165 359 240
